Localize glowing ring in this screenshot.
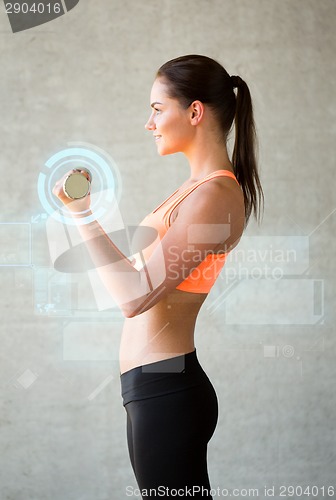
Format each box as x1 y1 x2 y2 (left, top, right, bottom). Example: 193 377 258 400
38 146 121 225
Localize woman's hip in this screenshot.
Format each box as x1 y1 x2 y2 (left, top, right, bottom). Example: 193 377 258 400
120 349 217 407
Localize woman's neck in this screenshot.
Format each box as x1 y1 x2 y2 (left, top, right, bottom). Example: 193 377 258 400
184 130 233 181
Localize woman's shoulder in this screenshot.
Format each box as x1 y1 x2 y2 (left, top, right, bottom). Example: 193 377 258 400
180 173 244 214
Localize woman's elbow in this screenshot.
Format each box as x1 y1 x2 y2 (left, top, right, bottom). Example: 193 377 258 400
120 302 143 318
120 303 134 318
122 308 135 319
120 295 152 318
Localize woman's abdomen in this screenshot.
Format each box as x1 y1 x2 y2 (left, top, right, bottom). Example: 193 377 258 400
119 291 206 374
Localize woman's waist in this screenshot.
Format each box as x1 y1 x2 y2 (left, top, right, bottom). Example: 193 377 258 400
120 349 211 406
119 295 204 373
120 319 196 374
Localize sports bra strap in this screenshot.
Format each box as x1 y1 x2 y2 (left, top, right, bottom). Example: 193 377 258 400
163 169 239 228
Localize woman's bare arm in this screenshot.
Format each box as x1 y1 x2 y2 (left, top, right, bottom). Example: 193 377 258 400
54 173 244 318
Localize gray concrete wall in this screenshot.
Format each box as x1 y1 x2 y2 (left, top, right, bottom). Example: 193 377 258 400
0 0 335 499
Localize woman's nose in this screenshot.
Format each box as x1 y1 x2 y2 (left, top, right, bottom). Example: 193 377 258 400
145 115 155 131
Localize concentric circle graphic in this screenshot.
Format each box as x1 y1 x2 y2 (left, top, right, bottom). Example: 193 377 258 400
282 345 295 358
38 143 122 225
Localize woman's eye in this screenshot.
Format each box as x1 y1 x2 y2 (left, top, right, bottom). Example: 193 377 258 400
154 108 161 114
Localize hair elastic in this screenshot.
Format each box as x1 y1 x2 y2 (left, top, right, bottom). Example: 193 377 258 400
231 75 241 89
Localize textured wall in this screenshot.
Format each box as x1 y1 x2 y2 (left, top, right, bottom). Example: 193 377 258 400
0 0 335 499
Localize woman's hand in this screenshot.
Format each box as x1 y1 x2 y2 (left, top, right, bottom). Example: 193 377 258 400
52 169 92 216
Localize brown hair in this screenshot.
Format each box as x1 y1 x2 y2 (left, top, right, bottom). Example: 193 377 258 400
156 54 264 226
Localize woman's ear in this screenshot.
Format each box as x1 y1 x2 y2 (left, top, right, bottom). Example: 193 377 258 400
189 100 204 125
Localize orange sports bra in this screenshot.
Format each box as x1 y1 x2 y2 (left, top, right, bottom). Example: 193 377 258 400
132 169 240 294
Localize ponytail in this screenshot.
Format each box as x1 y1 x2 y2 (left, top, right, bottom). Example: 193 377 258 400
231 75 264 227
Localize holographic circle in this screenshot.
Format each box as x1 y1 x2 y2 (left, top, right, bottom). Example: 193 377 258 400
282 345 295 358
38 145 122 225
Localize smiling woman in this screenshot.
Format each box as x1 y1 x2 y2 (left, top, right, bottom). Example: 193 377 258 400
53 54 264 498
146 79 197 156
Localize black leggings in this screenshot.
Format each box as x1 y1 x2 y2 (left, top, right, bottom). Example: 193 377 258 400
120 350 218 499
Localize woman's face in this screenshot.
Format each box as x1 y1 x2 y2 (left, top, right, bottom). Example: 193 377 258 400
145 78 194 156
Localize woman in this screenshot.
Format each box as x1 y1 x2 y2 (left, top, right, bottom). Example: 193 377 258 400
53 55 263 498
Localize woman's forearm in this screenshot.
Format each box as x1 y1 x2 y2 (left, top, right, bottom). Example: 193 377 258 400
70 210 152 317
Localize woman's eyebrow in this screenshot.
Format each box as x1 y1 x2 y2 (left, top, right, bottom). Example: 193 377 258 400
151 101 163 108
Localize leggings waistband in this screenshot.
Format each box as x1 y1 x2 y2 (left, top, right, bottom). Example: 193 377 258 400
120 349 210 406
